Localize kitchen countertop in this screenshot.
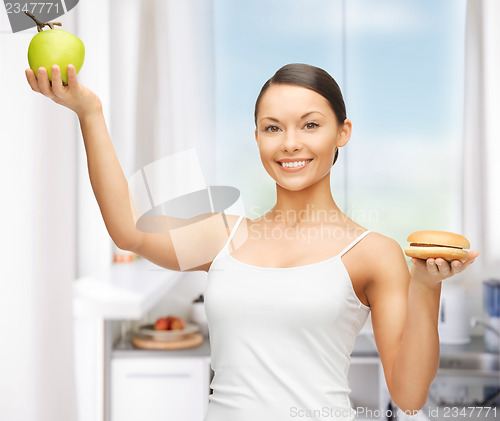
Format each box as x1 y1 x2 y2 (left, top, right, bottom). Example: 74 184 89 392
73 258 183 319
439 335 494 354
112 335 212 358
111 331 382 359
111 333 494 359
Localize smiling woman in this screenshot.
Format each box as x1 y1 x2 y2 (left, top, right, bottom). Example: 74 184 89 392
201 63 479 420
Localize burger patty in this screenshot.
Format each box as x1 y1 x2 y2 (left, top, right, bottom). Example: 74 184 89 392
409 243 463 249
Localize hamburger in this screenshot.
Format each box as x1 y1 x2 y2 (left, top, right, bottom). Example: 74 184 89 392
404 230 470 262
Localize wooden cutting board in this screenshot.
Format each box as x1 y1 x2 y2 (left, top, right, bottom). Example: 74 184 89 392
131 333 204 350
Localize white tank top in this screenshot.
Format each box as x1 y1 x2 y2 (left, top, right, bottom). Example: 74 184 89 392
204 215 372 421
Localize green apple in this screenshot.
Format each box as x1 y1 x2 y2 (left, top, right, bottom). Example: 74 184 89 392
27 28 85 86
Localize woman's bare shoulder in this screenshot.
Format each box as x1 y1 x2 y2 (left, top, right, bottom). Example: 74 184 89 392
351 231 410 306
358 231 405 261
364 231 400 247
361 232 409 282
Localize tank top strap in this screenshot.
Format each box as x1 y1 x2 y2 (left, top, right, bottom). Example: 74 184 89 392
223 214 245 251
338 230 372 257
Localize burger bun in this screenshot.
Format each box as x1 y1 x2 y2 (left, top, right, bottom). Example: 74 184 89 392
404 246 469 262
404 230 470 262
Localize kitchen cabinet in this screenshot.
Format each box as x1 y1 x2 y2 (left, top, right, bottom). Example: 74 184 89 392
111 351 211 421
73 258 185 421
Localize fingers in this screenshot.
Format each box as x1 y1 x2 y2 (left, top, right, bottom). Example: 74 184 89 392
411 250 479 286
25 68 40 93
27 66 67 104
51 65 64 97
36 67 56 99
450 250 478 273
67 64 79 89
425 258 441 276
450 259 462 275
411 257 453 277
434 258 451 276
423 251 478 278
26 64 78 94
460 250 479 270
411 257 441 276
467 249 480 260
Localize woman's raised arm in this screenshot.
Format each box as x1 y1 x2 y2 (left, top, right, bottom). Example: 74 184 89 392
26 64 141 251
25 64 238 272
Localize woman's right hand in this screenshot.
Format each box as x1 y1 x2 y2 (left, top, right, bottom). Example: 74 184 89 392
25 64 102 118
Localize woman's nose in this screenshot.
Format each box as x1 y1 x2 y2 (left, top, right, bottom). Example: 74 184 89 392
281 131 302 152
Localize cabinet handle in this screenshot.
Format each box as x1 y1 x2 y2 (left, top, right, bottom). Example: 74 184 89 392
127 373 192 379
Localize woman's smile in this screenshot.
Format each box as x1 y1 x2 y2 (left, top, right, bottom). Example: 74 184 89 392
275 158 314 172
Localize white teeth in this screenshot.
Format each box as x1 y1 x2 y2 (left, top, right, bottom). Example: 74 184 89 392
280 159 312 168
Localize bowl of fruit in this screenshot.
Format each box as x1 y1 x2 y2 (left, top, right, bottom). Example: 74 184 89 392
138 315 199 341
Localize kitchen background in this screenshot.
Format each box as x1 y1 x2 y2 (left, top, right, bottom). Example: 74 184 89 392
0 0 499 420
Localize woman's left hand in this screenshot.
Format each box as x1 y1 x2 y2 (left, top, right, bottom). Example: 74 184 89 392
410 250 480 289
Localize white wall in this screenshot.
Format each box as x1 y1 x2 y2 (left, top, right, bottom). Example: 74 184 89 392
0 8 78 421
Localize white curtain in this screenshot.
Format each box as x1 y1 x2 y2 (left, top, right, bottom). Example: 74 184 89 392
462 0 500 328
134 0 216 186
462 0 500 280
0 12 78 421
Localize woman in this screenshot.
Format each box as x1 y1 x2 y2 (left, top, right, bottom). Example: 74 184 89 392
26 63 479 420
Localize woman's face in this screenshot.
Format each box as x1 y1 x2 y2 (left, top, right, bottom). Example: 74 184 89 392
255 84 351 191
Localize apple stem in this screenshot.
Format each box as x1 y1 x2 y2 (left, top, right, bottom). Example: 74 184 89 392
24 11 62 32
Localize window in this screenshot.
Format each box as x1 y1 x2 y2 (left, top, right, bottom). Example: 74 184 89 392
213 0 466 247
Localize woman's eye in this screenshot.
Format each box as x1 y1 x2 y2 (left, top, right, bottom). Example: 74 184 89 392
304 122 319 130
265 126 280 133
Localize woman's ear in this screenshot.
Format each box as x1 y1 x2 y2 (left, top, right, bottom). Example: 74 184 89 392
254 129 258 142
338 119 352 147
